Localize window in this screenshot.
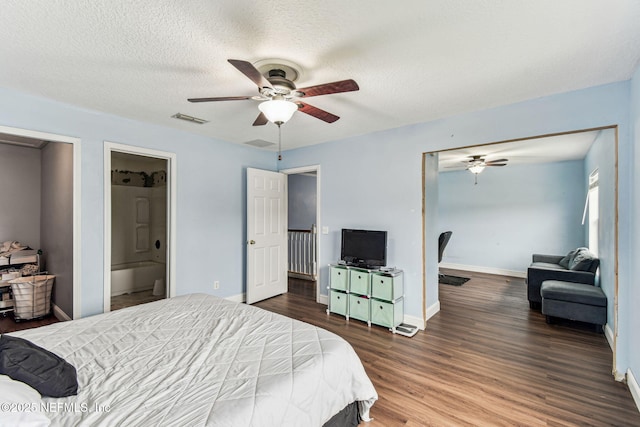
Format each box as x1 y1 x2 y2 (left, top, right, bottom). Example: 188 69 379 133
587 170 599 256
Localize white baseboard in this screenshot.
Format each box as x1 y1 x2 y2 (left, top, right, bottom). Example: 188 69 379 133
52 303 72 321
403 313 426 330
225 293 246 303
604 323 614 350
440 262 526 279
627 369 640 412
318 294 328 305
425 301 440 322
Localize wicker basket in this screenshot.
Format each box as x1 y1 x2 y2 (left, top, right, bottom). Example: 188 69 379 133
9 275 55 321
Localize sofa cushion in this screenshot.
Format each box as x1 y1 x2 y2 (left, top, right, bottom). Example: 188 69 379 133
569 249 596 271
540 280 607 307
530 262 565 271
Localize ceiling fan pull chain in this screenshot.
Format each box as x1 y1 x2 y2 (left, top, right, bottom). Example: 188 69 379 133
278 124 282 162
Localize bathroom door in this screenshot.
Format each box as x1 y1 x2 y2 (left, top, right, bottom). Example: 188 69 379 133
246 168 288 304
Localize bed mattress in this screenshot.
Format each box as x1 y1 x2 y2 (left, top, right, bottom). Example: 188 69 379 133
12 293 377 426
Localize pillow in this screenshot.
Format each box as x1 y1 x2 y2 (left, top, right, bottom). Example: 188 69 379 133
569 249 595 271
0 335 78 398
0 374 50 427
558 249 579 269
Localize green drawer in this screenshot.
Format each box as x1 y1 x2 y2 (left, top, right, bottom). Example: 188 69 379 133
371 297 404 329
330 266 348 291
371 273 403 301
349 269 371 295
330 290 348 316
348 294 370 322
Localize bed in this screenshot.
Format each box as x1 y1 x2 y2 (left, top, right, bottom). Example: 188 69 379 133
4 293 377 426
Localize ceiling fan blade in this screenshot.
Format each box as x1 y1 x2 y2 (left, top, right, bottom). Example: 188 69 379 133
228 59 272 89
486 163 507 166
485 159 508 164
252 112 268 126
188 95 253 103
296 102 340 123
297 79 359 97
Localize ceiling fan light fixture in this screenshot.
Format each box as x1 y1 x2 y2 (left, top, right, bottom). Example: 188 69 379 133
468 164 485 174
258 98 298 125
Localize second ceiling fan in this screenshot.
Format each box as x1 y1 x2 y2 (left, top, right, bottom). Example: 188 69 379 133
465 155 509 184
188 59 359 126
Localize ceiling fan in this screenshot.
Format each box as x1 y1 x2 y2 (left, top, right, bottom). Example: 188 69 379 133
464 155 508 184
465 155 508 172
188 59 359 126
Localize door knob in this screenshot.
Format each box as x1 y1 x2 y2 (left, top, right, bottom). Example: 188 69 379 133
249 240 256 245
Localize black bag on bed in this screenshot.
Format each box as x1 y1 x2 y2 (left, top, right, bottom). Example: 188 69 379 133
0 334 78 397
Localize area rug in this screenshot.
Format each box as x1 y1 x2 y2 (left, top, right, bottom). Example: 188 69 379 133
439 274 470 286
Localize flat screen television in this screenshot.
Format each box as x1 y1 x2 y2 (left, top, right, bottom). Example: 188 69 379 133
340 229 387 268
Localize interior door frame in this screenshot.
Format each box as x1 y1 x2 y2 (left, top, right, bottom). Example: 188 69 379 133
280 165 322 304
0 125 81 320
103 142 177 313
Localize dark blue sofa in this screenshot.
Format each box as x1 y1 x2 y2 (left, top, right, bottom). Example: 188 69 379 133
526 248 600 309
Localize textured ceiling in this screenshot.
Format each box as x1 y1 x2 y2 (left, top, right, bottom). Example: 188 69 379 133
1 1 639 151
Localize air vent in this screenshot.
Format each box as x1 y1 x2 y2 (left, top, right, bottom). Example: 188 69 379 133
171 113 208 124
244 139 275 148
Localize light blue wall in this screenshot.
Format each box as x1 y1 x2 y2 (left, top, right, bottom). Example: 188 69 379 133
629 63 640 386
438 160 586 273
584 129 617 333
2 71 638 382
288 174 316 230
0 87 274 318
280 80 634 375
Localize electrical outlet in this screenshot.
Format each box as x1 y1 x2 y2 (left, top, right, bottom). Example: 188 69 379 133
214 281 220 290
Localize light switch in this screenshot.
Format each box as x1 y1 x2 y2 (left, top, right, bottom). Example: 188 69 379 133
322 226 329 235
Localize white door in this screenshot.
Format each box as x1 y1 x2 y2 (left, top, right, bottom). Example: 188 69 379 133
246 168 288 304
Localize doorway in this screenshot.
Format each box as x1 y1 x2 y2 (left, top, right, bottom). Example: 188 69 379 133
423 126 619 373
0 125 80 320
282 165 321 303
104 143 176 312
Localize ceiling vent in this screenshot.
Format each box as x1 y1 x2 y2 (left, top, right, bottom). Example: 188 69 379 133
244 139 276 148
171 113 208 124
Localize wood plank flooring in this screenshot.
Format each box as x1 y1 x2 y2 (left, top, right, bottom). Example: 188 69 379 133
0 312 59 333
257 269 640 426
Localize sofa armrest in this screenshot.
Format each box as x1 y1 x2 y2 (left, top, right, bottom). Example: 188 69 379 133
528 267 595 286
532 254 564 264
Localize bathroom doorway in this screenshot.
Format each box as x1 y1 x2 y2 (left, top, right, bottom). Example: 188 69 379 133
104 143 176 312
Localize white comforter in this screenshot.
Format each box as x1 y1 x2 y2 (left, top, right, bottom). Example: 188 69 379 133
12 294 377 427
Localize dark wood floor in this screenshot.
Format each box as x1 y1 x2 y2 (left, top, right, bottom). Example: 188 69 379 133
0 311 59 334
258 270 640 426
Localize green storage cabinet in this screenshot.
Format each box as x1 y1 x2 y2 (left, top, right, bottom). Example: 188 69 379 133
371 297 404 329
330 266 348 291
371 272 403 301
348 294 371 324
330 290 348 316
349 269 371 295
